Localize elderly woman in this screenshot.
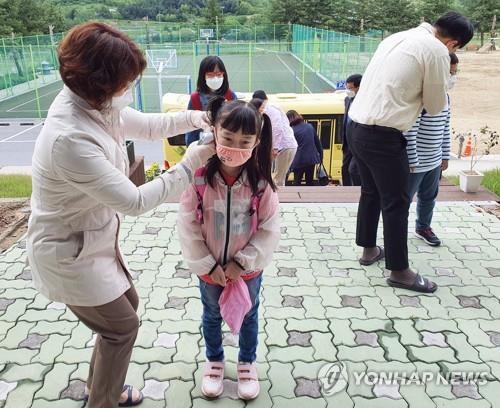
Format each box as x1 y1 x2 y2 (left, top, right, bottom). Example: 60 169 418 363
26 23 214 407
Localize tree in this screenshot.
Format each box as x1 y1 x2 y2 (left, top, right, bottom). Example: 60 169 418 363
0 0 65 37
326 0 355 34
465 0 500 45
268 0 303 25
351 0 384 34
300 0 334 27
204 0 222 25
96 5 113 19
417 0 456 23
237 1 255 15
377 0 418 33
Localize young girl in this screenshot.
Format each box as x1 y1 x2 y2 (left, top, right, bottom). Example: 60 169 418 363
184 56 238 146
178 97 280 400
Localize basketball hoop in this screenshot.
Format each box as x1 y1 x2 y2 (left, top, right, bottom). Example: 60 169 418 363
146 48 178 108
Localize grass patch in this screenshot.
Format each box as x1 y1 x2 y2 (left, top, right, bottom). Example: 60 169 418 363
446 169 500 196
447 175 459 186
482 168 500 196
0 175 32 198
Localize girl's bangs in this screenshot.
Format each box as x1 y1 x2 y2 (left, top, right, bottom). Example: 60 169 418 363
220 105 260 136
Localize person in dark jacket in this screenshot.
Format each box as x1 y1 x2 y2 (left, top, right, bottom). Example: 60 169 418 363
286 110 323 186
342 74 362 186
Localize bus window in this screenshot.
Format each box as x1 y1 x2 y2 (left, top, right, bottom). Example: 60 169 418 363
308 120 318 133
333 114 343 144
167 134 186 146
320 120 332 150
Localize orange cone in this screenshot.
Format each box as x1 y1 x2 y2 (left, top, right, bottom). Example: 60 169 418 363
463 137 472 157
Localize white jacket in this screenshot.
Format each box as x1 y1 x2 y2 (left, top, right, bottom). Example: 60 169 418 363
27 86 200 306
177 170 280 276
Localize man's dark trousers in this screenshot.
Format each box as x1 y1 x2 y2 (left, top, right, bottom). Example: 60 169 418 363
349 121 410 271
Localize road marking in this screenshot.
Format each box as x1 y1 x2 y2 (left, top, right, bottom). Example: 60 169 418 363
0 122 43 143
6 87 61 112
0 140 37 143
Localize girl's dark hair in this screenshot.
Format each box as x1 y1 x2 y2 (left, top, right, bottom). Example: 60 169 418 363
449 52 459 65
205 96 276 194
196 56 230 96
286 110 303 126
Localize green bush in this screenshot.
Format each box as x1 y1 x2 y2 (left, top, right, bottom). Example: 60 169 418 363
145 162 161 182
0 71 37 91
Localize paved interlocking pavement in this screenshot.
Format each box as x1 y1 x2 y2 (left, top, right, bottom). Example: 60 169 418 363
0 202 499 407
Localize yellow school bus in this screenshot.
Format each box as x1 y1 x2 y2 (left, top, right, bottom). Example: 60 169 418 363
161 92 346 183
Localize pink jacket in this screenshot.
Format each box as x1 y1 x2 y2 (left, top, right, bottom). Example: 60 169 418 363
178 169 280 277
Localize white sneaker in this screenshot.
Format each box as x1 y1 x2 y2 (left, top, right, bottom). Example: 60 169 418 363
201 361 225 398
237 362 260 400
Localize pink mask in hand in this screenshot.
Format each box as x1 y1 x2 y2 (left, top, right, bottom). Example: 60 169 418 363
216 144 253 167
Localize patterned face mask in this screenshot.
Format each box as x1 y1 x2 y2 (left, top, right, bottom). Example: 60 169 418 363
215 130 256 167
216 144 254 167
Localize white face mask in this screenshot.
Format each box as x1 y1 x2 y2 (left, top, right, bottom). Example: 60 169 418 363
206 76 224 91
111 88 133 110
345 89 355 98
447 75 457 90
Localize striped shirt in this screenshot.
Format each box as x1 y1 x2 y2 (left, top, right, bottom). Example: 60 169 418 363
404 96 451 173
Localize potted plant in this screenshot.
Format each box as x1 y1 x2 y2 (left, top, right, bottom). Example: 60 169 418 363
458 126 499 193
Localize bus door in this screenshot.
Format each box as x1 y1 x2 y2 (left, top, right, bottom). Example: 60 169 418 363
304 115 343 183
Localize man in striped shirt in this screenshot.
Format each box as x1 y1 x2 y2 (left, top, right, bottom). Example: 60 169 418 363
404 53 458 246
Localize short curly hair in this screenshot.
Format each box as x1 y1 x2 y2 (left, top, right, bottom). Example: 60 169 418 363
58 22 146 110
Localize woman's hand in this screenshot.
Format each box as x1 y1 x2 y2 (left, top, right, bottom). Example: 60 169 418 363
224 261 243 282
211 265 227 287
189 111 211 131
180 139 216 173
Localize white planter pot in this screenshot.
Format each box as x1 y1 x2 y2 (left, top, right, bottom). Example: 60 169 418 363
458 170 484 193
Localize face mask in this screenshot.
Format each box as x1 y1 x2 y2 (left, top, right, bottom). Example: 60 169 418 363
447 75 457 90
215 131 255 167
206 76 224 91
345 89 355 98
111 88 133 110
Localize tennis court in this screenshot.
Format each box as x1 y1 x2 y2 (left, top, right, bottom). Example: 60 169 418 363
0 48 338 119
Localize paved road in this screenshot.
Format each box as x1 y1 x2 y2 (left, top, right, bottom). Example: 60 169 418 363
0 120 164 167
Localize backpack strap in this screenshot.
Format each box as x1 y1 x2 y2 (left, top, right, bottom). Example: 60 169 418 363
191 92 202 111
194 167 207 224
249 180 267 234
224 89 235 101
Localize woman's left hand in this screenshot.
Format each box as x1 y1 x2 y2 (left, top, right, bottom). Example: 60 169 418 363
189 111 211 131
224 261 243 281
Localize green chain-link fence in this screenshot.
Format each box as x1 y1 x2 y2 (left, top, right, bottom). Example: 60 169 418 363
0 23 380 118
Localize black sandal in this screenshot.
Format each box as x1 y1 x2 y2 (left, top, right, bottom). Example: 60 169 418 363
119 385 144 407
83 385 144 406
359 246 385 266
387 273 438 293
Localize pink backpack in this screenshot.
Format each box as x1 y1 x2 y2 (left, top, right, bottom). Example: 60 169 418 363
193 167 266 234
